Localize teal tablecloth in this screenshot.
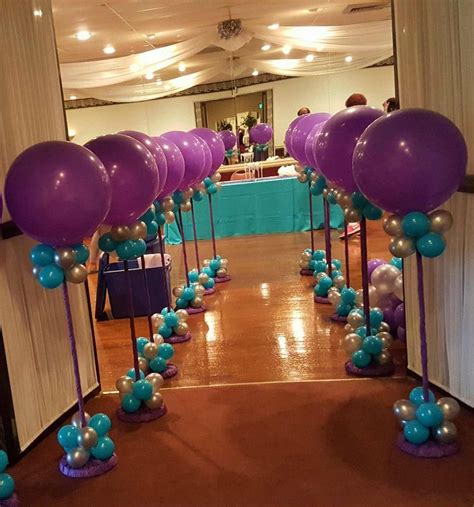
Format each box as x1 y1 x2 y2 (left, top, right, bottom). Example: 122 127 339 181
165 177 343 245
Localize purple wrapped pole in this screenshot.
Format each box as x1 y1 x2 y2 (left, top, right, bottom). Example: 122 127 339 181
208 193 217 259
323 199 332 277
190 199 200 267
416 250 430 401
344 224 351 287
123 260 141 380
157 225 171 310
177 210 190 285
360 218 371 332
140 255 154 340
308 181 315 252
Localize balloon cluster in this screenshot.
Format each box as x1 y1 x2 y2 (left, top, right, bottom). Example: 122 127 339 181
202 256 230 281
152 308 190 340
310 250 344 300
384 210 453 259
0 451 15 502
172 188 194 213
57 413 115 469
202 172 222 195
116 370 165 414
295 166 312 184
328 286 357 318
173 283 205 311
309 173 327 194
343 307 394 368
30 243 89 289
134 336 174 375
394 387 460 446
189 268 216 292
335 189 383 222
138 206 159 241
98 222 148 261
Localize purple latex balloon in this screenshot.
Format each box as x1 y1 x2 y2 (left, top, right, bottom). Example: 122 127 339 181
368 258 386 281
290 113 331 166
154 136 185 199
219 130 236 151
394 302 405 328
353 108 468 214
285 115 305 158
118 130 167 197
4 141 111 246
161 131 205 189
85 134 158 226
305 121 326 169
250 123 273 144
382 305 397 332
190 128 225 175
315 106 384 192
397 326 406 342
195 136 213 182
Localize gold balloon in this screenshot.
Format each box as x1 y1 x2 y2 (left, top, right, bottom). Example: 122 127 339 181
183 187 194 199
215 182 222 192
436 397 460 421
302 251 312 262
153 333 164 344
164 211 175 224
138 357 150 373
217 268 227 278
116 375 134 393
344 207 361 223
295 165 305 174
328 291 340 306
348 310 365 329
65 264 88 284
146 372 164 392
322 188 329 198
129 221 148 240
220 258 229 268
54 248 76 270
202 258 211 267
211 172 222 183
299 260 310 269
151 313 164 327
333 275 346 290
344 333 362 355
181 201 192 212
429 210 453 234
433 421 457 444
377 331 393 349
173 286 184 297
176 309 189 322
145 392 164 410
194 285 205 297
191 297 203 308
393 399 416 421
339 193 352 208
110 225 131 242
198 273 209 284
175 322 189 336
375 350 392 365
378 322 391 333
162 198 175 212
310 172 318 181
383 214 403 237
297 173 308 183
315 272 326 283
67 447 90 469
389 236 415 258
143 342 159 359
71 411 90 428
344 323 353 332
78 426 98 450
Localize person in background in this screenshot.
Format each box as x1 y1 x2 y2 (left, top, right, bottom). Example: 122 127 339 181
383 97 400 113
297 106 311 116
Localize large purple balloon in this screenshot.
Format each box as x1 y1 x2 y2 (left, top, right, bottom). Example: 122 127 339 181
195 137 213 182
118 130 167 197
290 113 331 165
285 116 305 158
315 106 383 192
161 131 205 189
250 123 273 144
4 141 111 246
305 121 326 169
353 108 468 214
219 130 236 151
85 134 158 226
154 136 185 199
190 128 225 175
394 302 405 328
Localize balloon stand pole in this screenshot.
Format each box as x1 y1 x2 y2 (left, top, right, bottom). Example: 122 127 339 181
323 198 332 277
190 199 201 268
397 251 459 458
60 282 118 477
208 193 217 259
309 182 315 252
123 260 141 380
157 226 171 311
140 255 154 341
344 223 351 288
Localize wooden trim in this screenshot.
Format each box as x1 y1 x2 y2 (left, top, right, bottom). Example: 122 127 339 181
458 175 474 193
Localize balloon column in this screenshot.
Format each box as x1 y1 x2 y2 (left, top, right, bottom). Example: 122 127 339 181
249 122 273 155
4 141 117 476
0 450 17 505
219 129 236 160
353 108 467 457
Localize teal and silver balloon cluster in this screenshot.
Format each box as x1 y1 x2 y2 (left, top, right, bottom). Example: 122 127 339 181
189 268 215 292
153 198 176 228
343 307 393 368
30 242 89 289
172 187 194 213
134 336 175 375
202 255 229 280
173 282 206 310
311 250 344 298
57 412 115 468
384 210 453 258
296 166 313 184
394 388 460 445
202 172 222 195
98 222 148 261
116 369 165 414
0 451 15 501
328 286 358 318
255 143 269 154
152 308 190 339
335 190 384 222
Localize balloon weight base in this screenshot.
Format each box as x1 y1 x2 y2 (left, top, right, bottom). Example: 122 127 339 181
331 313 347 323
300 269 313 276
204 287 216 295
165 332 191 344
314 295 331 305
117 403 167 423
186 305 206 315
162 363 178 379
397 433 459 458
0 493 19 507
345 360 395 377
215 275 231 283
59 454 118 478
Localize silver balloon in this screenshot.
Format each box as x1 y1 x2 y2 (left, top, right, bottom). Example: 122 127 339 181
198 273 209 284
302 251 313 262
129 221 147 240
71 411 91 428
145 392 164 410
173 286 184 297
328 291 341 306
378 322 391 333
162 197 175 212
202 259 211 267
191 297 203 308
211 172 222 183
215 182 222 192
383 214 403 237
175 322 189 336
376 350 392 365
344 207 361 223
110 225 131 242
371 264 401 295
143 342 159 359
315 272 327 283
343 333 362 355
344 323 353 332
429 210 453 234
146 372 164 392
153 333 164 344
116 375 134 393
389 236 415 258
151 313 164 327
65 264 88 284
78 426 98 450
138 357 150 373
194 285 205 297
217 268 227 278
333 275 346 290
377 331 393 349
176 309 188 322
54 248 76 270
220 258 229 268
181 201 192 212
347 310 365 329
433 421 457 444
299 260 310 269
164 211 175 224
436 397 460 421
393 274 404 301
393 399 416 421
66 447 90 469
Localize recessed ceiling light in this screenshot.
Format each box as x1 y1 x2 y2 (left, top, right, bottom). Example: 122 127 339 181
261 44 271 51
252 69 259 76
178 62 186 72
33 9 43 17
305 54 315 62
103 45 115 55
345 55 353 63
129 63 141 72
282 45 291 55
76 30 92 41
69 95 77 100
268 23 279 30
145 71 154 80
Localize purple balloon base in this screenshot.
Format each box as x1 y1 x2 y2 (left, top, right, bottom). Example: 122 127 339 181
59 453 118 478
116 403 167 423
165 332 191 344
344 360 395 377
204 287 216 295
215 275 231 284
186 305 206 315
299 269 313 276
314 295 331 305
0 493 19 507
330 313 347 323
162 363 178 379
396 433 459 458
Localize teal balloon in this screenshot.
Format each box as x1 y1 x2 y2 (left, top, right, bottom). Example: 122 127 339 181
72 244 90 264
175 298 188 309
91 436 115 460
331 270 343 279
309 260 317 271
30 244 55 267
88 413 111 437
203 267 214 278
355 326 378 338
327 192 337 205
312 250 326 261
130 239 147 258
204 177 212 187
409 386 435 406
402 212 431 238
133 379 153 400
363 203 383 221
210 259 220 270
164 312 178 327
332 259 342 270
336 303 352 316
315 284 327 297
362 335 383 355
416 402 444 427
121 393 141 413
116 240 134 260
225 149 234 158
416 232 446 258
158 343 174 360
314 260 328 274
136 337 149 354
158 324 172 338
351 191 369 209
140 208 156 224
207 183 218 194
155 213 166 226
188 270 199 283
0 473 14 501
57 424 80 450
161 307 169 315
39 264 64 289
98 233 117 253
193 190 204 201
149 356 167 373
146 221 158 238
0 452 7 474
126 368 145 381
318 276 333 291
204 278 215 289
403 420 430 445
182 287 195 301
172 191 184 204
369 308 384 327
341 287 356 304
352 349 372 368
390 257 402 270
310 176 326 196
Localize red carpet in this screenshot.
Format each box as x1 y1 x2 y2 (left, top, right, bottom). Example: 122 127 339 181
10 378 474 506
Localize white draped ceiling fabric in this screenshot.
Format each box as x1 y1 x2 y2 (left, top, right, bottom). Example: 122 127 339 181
62 20 393 103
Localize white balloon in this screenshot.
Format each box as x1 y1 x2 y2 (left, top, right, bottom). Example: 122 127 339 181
371 265 401 295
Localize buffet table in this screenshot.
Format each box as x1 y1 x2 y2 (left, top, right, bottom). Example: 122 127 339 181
165 176 343 244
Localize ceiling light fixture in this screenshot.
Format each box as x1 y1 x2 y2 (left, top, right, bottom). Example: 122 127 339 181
268 23 279 30
345 55 353 63
261 44 271 51
178 62 186 72
103 45 115 54
33 9 43 17
305 54 315 62
145 71 154 80
252 69 259 76
282 45 291 55
75 30 92 41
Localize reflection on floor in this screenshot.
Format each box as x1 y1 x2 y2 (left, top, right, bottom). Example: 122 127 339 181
88 225 406 391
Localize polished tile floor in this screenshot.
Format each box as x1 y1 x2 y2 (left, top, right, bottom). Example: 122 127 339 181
89 224 406 391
